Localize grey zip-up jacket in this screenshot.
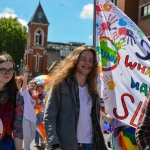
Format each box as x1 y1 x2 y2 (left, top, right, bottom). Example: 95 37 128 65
44 76 107 150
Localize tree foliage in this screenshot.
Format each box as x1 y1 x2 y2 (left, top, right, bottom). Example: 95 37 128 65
0 17 27 68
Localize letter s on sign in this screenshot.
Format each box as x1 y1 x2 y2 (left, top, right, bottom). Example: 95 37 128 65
113 93 134 120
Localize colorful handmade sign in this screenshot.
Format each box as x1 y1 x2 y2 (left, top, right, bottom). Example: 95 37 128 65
95 0 150 127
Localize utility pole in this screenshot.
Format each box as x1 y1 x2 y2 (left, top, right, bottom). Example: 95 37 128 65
93 0 96 48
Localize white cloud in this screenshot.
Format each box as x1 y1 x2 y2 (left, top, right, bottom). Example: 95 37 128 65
0 7 27 27
88 35 93 40
18 18 28 27
80 4 93 20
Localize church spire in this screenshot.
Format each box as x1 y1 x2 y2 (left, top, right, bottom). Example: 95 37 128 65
28 2 49 25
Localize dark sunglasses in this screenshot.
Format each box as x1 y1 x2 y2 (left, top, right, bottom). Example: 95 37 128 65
0 68 14 75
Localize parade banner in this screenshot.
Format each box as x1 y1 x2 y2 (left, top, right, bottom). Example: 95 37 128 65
95 0 150 127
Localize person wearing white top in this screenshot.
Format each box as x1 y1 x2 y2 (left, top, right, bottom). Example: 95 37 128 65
77 85 93 144
22 81 37 150
44 46 107 150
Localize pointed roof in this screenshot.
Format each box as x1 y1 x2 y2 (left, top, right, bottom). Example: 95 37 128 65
28 2 49 25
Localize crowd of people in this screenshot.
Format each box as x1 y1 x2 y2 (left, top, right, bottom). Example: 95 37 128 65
0 45 150 150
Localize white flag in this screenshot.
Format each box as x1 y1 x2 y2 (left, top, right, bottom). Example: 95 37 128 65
95 0 150 127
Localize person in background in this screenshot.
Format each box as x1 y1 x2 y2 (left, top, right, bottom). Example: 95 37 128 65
21 66 37 150
100 100 112 150
34 84 46 148
44 45 107 150
16 65 29 92
101 111 137 150
135 90 150 150
0 52 24 150
15 75 24 91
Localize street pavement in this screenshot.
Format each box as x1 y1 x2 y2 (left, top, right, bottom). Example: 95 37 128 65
23 133 112 150
23 140 45 150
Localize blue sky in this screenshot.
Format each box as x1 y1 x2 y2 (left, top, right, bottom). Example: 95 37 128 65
0 0 94 45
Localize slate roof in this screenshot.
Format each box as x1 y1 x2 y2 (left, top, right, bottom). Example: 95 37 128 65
28 2 49 25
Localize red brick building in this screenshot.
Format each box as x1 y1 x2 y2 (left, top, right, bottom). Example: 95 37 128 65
138 0 150 40
24 2 49 77
112 0 139 24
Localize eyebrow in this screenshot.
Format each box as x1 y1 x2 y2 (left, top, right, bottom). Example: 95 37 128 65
80 56 94 59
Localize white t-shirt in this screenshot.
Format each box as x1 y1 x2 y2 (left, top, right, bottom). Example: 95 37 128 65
77 85 93 143
22 88 37 123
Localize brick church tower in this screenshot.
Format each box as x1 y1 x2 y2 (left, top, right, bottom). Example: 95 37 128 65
24 2 49 77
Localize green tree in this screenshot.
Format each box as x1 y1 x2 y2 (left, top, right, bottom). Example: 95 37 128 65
0 17 27 69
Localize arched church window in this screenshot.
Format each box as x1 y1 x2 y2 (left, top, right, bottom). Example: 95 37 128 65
35 29 43 45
